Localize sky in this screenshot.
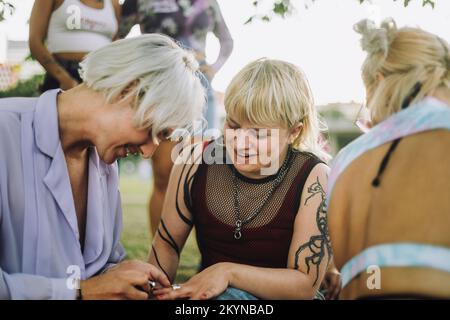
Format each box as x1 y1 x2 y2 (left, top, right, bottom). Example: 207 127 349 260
0 0 449 105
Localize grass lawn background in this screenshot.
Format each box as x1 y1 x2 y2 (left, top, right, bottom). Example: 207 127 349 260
119 175 200 283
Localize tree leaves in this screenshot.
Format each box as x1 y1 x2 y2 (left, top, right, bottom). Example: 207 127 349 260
421 0 435 8
273 1 290 17
246 0 436 24
354 0 435 8
393 0 435 8
0 0 14 22
245 0 294 24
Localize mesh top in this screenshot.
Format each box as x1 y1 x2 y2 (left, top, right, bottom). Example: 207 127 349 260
205 147 312 229
190 140 323 269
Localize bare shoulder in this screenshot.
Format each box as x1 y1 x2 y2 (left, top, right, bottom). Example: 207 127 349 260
308 162 330 178
170 142 205 186
302 162 330 194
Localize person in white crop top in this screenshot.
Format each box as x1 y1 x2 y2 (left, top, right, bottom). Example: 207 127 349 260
29 0 121 91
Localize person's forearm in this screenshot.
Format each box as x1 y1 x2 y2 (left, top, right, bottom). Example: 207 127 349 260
225 262 317 300
29 41 72 82
0 268 77 300
148 240 180 283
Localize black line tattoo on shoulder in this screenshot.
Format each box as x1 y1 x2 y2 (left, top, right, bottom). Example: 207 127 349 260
294 176 332 286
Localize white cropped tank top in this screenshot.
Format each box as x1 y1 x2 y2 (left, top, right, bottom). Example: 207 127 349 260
46 0 118 53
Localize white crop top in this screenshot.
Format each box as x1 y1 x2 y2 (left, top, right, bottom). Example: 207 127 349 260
46 0 118 53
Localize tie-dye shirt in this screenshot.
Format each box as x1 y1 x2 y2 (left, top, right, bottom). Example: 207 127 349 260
327 97 450 289
327 96 450 207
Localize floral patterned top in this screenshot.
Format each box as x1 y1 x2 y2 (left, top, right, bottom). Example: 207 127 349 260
120 0 233 71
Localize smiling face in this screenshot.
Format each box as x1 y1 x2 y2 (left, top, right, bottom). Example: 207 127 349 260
223 117 295 178
93 95 171 165
222 59 320 175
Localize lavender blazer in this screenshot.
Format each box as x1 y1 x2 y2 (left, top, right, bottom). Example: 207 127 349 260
0 90 125 299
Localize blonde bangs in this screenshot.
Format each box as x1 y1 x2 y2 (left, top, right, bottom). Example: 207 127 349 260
225 82 287 129
225 59 307 129
224 58 330 161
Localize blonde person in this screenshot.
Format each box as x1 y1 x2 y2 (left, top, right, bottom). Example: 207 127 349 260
328 19 450 299
147 59 342 300
0 34 205 299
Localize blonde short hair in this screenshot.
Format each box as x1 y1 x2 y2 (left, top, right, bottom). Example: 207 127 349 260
355 18 450 124
79 34 206 140
224 58 330 161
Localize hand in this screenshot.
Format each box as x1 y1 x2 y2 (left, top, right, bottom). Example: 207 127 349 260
320 266 342 300
59 76 79 91
153 262 230 300
80 260 171 300
199 64 217 80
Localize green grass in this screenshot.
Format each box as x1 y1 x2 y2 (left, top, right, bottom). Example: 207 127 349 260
119 175 201 283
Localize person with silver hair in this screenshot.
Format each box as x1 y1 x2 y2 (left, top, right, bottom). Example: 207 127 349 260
328 18 450 299
0 34 205 300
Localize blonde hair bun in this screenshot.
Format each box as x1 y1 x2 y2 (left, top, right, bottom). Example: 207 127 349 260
354 18 397 58
355 18 449 124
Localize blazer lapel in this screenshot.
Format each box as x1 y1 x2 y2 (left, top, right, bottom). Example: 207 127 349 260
34 89 81 246
42 145 81 244
83 149 106 265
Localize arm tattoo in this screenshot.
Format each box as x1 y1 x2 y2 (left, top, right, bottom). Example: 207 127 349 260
294 177 332 286
158 219 180 257
151 245 170 281
152 144 202 281
153 144 203 280
175 144 202 226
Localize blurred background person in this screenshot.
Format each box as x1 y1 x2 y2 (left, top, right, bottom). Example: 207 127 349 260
29 0 121 92
119 0 234 236
328 18 450 299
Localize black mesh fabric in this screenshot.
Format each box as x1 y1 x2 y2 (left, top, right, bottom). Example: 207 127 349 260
204 144 316 229
190 139 324 269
